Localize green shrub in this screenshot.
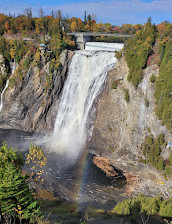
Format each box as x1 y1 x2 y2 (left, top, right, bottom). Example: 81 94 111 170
44 73 53 93
142 134 167 172
112 80 118 89
155 158 166 170
157 133 165 145
168 151 172 166
150 74 156 82
124 89 130 102
159 199 172 217
145 97 149 107
147 127 151 133
23 57 31 69
165 166 172 176
115 50 123 60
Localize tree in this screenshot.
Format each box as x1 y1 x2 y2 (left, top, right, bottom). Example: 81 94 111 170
159 199 172 217
57 9 62 21
87 14 92 31
25 143 47 182
38 8 44 18
70 21 77 32
51 10 54 19
78 18 83 31
11 23 17 34
0 24 4 36
146 17 152 27
5 21 10 32
35 18 45 33
14 15 32 32
0 144 41 223
24 7 32 19
49 18 60 36
84 11 87 25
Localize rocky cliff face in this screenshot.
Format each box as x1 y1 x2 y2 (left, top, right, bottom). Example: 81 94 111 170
88 56 172 197
0 50 74 132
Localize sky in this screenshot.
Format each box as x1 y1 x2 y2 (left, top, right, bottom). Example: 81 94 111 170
0 0 171 25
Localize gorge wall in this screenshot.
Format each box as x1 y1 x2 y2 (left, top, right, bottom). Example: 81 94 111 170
88 56 172 197
0 50 74 132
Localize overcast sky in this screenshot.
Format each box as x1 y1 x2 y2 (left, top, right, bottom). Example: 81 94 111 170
0 0 171 25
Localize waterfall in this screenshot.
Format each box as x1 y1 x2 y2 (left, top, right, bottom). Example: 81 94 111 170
47 43 124 161
85 42 124 52
0 62 17 112
0 80 9 112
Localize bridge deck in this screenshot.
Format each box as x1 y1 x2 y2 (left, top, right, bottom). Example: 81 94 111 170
67 32 133 37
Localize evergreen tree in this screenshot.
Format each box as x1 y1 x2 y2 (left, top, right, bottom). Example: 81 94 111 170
159 199 172 217
87 14 92 31
84 11 87 25
0 144 41 223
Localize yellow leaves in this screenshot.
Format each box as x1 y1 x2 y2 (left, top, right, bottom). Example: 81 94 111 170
160 37 169 46
14 205 23 216
34 51 41 62
10 48 16 59
17 205 21 210
157 180 165 185
143 41 151 48
70 21 77 32
146 36 152 43
25 143 47 183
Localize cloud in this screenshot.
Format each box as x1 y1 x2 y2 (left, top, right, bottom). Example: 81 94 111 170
57 0 172 24
0 0 171 25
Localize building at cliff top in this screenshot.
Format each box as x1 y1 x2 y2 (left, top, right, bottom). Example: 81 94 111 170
39 43 46 52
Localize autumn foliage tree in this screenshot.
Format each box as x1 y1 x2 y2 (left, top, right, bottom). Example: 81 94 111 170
70 21 77 32
25 143 47 183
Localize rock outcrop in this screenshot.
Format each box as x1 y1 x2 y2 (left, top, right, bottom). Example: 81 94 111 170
0 50 74 132
93 156 117 177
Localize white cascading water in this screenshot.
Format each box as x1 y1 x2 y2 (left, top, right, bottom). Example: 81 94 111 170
47 42 124 161
0 62 17 112
0 80 9 112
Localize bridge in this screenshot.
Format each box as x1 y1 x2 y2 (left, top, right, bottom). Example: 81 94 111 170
67 32 133 49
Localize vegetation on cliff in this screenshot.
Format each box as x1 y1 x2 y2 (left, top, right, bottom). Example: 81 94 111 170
125 17 156 88
124 19 172 133
0 37 11 89
0 32 74 92
141 134 172 176
113 194 172 222
155 39 172 133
